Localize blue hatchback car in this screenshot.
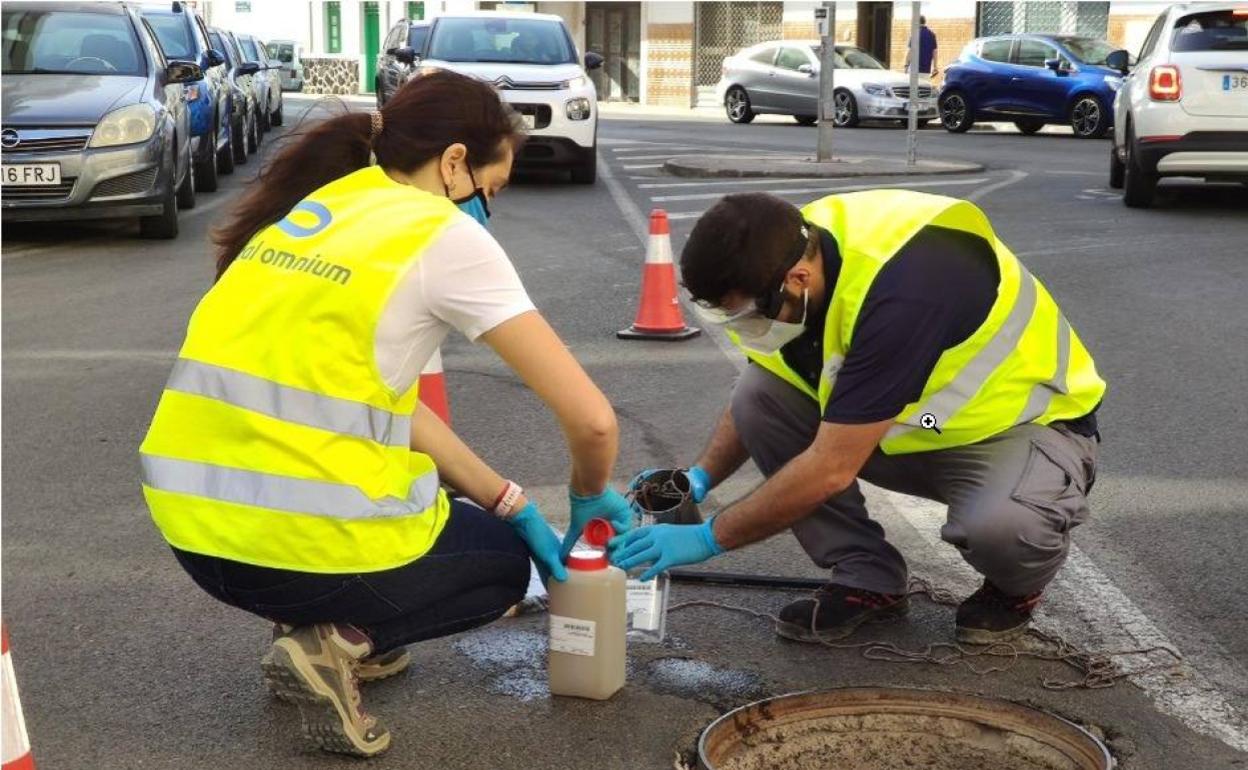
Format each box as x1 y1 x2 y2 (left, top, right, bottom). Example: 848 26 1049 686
139 2 233 190
939 34 1125 138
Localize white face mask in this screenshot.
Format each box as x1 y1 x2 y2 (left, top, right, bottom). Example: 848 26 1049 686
731 288 808 355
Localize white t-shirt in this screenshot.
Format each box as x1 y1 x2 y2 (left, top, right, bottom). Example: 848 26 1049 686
373 213 535 395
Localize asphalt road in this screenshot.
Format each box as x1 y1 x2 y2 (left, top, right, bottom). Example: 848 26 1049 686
3 100 1246 769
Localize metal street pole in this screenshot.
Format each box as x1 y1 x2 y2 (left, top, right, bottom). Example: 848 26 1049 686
817 1 836 162
906 3 921 166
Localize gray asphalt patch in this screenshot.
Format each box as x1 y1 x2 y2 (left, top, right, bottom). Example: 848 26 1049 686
644 658 764 705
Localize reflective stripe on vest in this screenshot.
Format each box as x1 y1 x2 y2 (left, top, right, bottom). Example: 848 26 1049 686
730 190 1104 455
140 166 461 571
167 358 412 448
883 264 1039 443
141 455 440 520
1013 314 1072 425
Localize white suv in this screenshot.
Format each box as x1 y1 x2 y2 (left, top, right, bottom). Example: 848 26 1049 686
420 12 601 184
1109 4 1248 207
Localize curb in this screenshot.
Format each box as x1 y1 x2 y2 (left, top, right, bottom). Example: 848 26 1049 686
283 94 1074 136
662 155 985 179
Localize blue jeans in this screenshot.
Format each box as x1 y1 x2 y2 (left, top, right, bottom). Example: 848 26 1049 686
173 500 531 653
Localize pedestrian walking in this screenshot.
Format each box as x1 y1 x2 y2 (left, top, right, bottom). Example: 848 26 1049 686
905 14 940 76
614 191 1104 647
138 71 632 757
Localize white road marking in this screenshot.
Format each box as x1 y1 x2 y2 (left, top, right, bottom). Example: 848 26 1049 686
966 169 1029 202
612 145 704 154
1075 187 1121 201
598 152 1248 754
650 177 990 203
610 153 713 162
638 177 850 189
597 157 650 245
597 157 746 369
879 488 1248 754
622 164 663 171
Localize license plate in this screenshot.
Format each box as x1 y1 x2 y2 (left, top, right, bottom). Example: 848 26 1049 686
1224 73 1248 91
520 113 536 129
1 163 61 186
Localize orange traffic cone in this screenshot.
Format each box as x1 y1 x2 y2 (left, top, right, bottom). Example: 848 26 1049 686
418 348 451 425
618 209 700 341
2 625 35 770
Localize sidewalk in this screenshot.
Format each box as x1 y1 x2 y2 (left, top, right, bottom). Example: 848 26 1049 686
286 92 1072 135
599 100 1075 134
663 154 984 179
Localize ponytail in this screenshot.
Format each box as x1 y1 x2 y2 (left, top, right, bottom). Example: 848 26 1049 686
211 71 523 280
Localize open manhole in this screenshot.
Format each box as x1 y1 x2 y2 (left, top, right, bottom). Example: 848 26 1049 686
699 687 1114 770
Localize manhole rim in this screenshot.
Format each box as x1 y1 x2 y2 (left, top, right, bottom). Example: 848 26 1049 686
697 685 1115 770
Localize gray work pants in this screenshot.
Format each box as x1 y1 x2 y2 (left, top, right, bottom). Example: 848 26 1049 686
730 366 1099 596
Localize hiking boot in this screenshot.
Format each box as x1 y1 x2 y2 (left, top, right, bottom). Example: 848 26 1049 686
261 624 391 757
270 624 410 685
955 581 1043 644
356 648 410 682
774 584 909 643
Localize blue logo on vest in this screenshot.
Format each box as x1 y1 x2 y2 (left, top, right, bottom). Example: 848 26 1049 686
276 201 333 238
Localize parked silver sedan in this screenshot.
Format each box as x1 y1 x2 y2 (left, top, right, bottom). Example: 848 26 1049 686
1 1 201 238
715 41 939 127
238 33 283 129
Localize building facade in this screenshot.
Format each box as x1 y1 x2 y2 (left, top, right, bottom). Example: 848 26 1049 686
198 1 1168 102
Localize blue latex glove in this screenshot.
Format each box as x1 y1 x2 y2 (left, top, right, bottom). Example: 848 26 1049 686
508 502 567 584
608 519 724 582
561 487 634 560
627 465 711 504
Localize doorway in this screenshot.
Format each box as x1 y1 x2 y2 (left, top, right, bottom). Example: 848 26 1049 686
363 1 380 93
586 2 641 102
856 1 893 67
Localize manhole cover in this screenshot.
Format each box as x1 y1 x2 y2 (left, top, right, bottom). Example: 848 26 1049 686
699 687 1114 770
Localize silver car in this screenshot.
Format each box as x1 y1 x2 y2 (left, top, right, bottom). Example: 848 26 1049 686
238 33 283 129
1 1 201 238
715 41 939 127
224 30 268 140
209 27 261 163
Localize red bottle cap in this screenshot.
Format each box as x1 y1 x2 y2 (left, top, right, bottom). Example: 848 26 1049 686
584 518 615 547
567 549 609 571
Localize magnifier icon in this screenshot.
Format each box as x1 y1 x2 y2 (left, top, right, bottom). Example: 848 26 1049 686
919 413 942 434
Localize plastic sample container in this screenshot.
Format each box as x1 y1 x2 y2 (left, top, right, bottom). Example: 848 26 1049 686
547 520 626 700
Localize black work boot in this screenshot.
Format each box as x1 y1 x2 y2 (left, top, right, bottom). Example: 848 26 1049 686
955 580 1043 644
775 584 909 643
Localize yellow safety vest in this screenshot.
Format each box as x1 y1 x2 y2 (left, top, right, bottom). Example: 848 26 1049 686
139 166 456 573
728 190 1106 454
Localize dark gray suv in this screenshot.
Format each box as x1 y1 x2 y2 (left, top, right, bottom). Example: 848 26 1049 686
376 19 430 107
1 2 201 238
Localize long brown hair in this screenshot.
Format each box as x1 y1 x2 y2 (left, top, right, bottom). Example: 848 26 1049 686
212 71 524 279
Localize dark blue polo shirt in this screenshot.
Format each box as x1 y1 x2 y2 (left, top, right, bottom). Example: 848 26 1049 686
779 226 1099 436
